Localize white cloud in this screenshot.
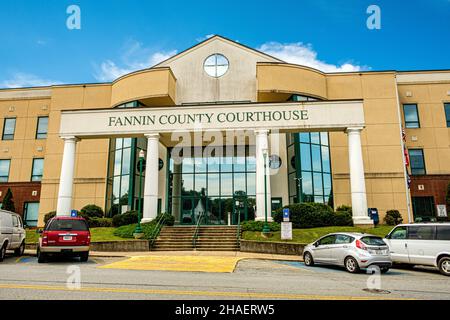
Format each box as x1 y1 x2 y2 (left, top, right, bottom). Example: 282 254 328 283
94 40 177 82
0 72 61 88
258 42 368 72
196 34 215 42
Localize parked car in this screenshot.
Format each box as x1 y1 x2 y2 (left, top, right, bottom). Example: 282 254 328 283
303 233 392 273
0 209 26 261
37 216 91 263
384 223 450 276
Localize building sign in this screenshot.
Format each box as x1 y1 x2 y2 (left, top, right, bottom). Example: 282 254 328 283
281 222 293 240
59 101 365 138
437 205 447 217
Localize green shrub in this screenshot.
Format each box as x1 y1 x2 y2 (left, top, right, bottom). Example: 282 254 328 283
44 211 56 224
1 188 15 212
333 211 353 226
112 211 139 227
80 204 104 218
336 205 352 215
86 217 113 228
156 213 175 226
384 210 403 226
240 220 281 232
273 203 335 228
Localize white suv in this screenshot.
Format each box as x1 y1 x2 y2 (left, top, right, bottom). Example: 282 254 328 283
384 223 450 276
0 210 26 262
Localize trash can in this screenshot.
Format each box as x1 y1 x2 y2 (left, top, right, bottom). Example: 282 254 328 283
368 208 379 226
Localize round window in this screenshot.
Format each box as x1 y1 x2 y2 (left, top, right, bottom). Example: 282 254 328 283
204 53 229 77
269 155 282 169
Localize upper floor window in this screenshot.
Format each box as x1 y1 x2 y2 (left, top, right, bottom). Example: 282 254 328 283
36 116 48 139
409 149 426 175
2 118 16 140
403 104 420 128
31 158 44 181
0 159 11 182
204 54 229 78
445 103 450 128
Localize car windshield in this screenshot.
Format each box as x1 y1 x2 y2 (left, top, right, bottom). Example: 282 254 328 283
47 219 88 231
360 236 386 246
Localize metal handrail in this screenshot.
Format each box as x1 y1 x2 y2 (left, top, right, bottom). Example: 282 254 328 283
149 214 166 248
192 211 206 249
236 210 241 248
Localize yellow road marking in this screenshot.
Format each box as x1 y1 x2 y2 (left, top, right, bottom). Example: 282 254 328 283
0 283 413 300
99 255 243 273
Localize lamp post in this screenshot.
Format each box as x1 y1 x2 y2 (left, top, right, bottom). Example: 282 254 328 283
262 148 271 234
134 150 145 235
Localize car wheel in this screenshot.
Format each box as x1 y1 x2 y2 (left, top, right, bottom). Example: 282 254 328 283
37 248 47 263
0 244 6 262
438 257 450 276
304 252 314 266
14 241 25 256
80 252 89 262
381 267 390 274
345 257 360 273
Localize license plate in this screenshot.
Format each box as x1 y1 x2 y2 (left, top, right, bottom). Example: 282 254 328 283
63 236 73 241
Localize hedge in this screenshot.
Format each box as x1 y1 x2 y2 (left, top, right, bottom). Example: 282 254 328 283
240 220 281 232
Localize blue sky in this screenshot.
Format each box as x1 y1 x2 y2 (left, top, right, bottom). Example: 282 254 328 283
0 0 449 88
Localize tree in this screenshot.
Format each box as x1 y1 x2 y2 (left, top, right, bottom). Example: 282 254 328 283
1 188 16 212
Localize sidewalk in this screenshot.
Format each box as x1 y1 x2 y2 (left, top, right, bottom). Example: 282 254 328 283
24 249 302 262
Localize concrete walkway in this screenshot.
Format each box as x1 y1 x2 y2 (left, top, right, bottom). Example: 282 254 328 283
24 249 302 261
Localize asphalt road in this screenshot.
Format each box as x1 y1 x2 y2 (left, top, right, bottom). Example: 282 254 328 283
0 254 449 300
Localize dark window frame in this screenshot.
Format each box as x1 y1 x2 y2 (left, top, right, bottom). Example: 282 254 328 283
445 103 450 128
31 158 44 182
409 148 426 175
0 159 11 182
35 116 49 139
403 104 420 128
23 202 40 227
2 118 16 140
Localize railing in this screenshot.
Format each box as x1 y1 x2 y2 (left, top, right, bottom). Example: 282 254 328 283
149 214 167 249
192 211 206 249
236 211 241 248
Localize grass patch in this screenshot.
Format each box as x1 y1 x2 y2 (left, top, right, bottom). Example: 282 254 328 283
113 223 158 240
242 225 394 244
26 227 132 244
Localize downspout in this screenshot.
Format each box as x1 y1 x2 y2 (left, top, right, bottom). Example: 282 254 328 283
393 75 413 223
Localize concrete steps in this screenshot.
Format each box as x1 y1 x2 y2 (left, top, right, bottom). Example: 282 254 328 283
151 225 241 251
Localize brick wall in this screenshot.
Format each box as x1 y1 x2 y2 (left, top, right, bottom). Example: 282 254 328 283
0 182 41 218
410 175 450 207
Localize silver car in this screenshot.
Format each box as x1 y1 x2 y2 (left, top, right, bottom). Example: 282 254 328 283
303 233 392 273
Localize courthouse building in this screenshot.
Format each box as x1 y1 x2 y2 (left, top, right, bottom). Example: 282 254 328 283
0 35 449 227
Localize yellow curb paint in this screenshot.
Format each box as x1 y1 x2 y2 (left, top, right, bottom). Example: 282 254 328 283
98 255 243 273
0 283 413 300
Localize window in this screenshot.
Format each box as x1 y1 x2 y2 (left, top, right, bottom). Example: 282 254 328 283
335 234 354 244
31 158 44 181
0 160 11 182
436 226 450 241
360 236 386 246
204 54 229 78
36 116 48 139
403 104 420 128
47 219 88 231
408 226 435 240
2 118 16 140
412 196 435 220
409 149 426 175
24 202 40 227
318 235 336 245
389 226 407 240
445 103 450 128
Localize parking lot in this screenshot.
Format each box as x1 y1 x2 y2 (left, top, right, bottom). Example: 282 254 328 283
0 253 449 300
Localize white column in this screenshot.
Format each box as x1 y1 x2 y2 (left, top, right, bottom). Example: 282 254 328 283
346 127 373 226
142 133 160 223
255 129 272 222
56 136 79 216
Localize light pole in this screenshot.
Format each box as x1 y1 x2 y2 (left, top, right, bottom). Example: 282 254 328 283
134 150 145 235
262 148 271 234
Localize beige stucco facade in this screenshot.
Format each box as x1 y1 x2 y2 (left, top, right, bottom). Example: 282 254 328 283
0 35 449 227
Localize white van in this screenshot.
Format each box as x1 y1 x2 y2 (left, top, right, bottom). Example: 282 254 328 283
384 223 450 276
0 209 26 261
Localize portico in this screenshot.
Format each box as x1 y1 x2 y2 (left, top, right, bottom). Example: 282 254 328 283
55 100 373 227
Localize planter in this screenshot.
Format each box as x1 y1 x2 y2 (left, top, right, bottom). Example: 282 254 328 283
240 240 305 256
